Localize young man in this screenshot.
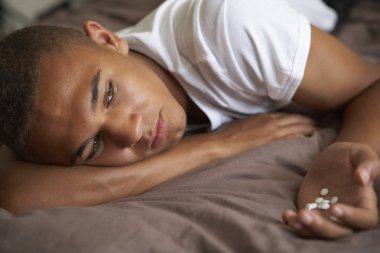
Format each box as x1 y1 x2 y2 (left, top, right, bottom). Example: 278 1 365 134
0 0 380 239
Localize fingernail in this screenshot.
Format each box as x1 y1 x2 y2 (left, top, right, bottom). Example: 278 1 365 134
332 206 344 217
360 170 370 185
329 216 339 222
300 212 313 225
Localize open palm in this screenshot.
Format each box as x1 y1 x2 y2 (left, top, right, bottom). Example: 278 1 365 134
283 142 380 239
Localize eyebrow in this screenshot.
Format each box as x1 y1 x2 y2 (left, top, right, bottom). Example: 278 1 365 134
70 69 101 165
70 139 90 165
91 69 101 112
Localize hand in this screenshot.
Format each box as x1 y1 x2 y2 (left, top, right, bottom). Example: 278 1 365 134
210 112 317 158
282 142 380 239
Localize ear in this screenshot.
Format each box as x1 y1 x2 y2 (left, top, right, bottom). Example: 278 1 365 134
83 20 129 55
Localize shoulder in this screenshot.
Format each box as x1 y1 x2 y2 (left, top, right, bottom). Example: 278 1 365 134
201 0 298 26
191 0 308 46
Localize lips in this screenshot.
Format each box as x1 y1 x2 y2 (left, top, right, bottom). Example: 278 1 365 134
151 113 167 149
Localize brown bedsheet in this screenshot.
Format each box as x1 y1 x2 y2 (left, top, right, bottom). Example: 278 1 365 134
1 0 380 252
1 121 379 253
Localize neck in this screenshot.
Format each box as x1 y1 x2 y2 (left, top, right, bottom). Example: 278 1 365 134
129 51 209 125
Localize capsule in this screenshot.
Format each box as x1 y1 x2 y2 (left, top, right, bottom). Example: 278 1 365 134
305 203 318 210
320 188 329 196
315 197 324 204
330 196 339 204
318 202 330 210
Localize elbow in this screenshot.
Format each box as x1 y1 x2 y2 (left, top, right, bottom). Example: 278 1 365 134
0 189 33 215
0 197 17 215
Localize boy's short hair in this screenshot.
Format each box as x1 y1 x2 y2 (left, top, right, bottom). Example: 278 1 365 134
0 25 96 160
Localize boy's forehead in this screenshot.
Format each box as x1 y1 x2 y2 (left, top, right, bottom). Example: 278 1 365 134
37 49 95 99
35 60 75 117
35 52 96 121
27 51 95 163
27 87 89 165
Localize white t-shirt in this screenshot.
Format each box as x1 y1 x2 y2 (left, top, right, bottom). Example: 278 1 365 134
117 0 329 130
287 0 338 32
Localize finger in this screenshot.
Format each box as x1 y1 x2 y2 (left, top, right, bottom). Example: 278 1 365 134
282 210 315 238
356 160 380 186
275 124 319 139
282 210 303 230
298 210 354 239
348 143 380 185
277 114 316 127
276 114 319 137
330 203 379 230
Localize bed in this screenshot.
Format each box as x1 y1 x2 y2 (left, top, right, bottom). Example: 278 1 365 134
1 0 380 252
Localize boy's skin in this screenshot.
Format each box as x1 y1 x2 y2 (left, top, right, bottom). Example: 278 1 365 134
1 20 380 239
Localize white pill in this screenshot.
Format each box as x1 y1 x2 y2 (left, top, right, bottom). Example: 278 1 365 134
321 199 330 204
329 216 339 222
305 203 318 210
318 202 330 210
320 188 329 196
315 197 324 204
330 196 339 204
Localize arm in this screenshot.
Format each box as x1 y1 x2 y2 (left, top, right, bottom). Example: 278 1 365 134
0 134 221 214
283 26 380 238
293 27 380 110
0 112 316 214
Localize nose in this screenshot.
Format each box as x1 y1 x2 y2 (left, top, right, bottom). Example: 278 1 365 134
103 112 143 148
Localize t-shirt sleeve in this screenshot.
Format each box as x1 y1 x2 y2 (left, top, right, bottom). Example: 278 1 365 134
200 0 311 102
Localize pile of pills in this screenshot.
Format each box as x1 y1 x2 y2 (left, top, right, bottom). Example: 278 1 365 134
305 188 338 211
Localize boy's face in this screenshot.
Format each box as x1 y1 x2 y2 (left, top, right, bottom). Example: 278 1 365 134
25 28 186 166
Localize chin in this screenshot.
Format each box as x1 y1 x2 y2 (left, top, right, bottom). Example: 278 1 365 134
175 119 186 140
164 123 185 150
169 130 185 148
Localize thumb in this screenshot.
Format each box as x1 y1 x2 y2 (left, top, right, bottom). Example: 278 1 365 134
356 160 380 185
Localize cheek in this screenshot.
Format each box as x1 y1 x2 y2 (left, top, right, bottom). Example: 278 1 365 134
167 103 187 133
89 146 140 166
118 81 150 112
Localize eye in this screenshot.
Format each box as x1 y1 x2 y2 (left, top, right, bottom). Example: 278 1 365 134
105 81 114 107
88 135 100 160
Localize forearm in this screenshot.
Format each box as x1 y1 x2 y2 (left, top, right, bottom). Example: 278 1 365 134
336 77 380 154
0 112 317 214
0 133 222 214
